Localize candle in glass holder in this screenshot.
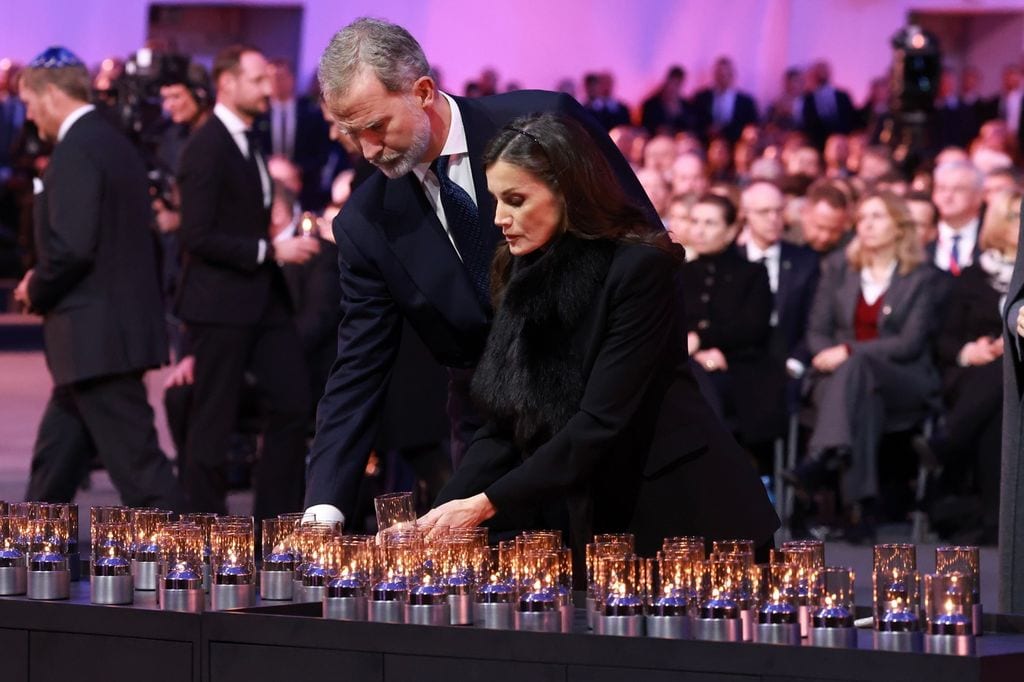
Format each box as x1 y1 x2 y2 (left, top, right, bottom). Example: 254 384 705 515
91 521 133 605
809 566 857 648
26 513 69 600
593 554 645 637
754 588 801 645
0 507 28 595
324 536 373 621
210 521 255 611
179 513 217 592
131 509 171 591
368 528 421 623
647 550 696 638
260 518 296 601
158 523 204 613
936 546 982 637
923 572 975 655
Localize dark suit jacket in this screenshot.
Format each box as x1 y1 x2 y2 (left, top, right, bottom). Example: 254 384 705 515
28 110 166 386
639 94 690 136
935 263 1004 390
691 88 758 143
806 257 939 394
931 98 980 150
305 90 659 514
175 114 278 325
1000 215 1024 611
775 242 820 364
437 242 780 556
800 87 856 149
584 98 631 132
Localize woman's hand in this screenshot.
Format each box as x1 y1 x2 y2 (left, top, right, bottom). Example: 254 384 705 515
811 344 850 373
959 336 1003 366
418 493 496 532
693 348 728 372
687 332 701 356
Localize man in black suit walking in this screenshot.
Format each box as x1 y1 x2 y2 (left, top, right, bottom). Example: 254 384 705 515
14 47 183 510
176 45 320 518
304 18 657 523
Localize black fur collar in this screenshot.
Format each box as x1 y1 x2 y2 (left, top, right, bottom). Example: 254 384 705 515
471 234 617 454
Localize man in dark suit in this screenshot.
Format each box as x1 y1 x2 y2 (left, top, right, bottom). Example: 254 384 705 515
175 45 320 519
800 61 856 150
13 47 183 510
256 59 339 212
692 56 758 144
1001 212 1024 612
639 65 691 136
582 72 631 132
932 68 978 151
305 18 658 524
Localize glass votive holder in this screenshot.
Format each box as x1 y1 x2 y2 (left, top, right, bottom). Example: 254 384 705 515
782 539 825 568
0 508 28 596
923 573 976 655
368 527 422 624
936 546 982 636
158 522 204 613
586 538 632 630
374 491 416 532
646 552 694 640
474 545 516 630
323 535 374 621
131 509 172 591
873 567 922 652
47 503 80 582
260 518 296 601
809 566 857 649
291 521 340 602
514 549 562 633
692 557 744 642
210 522 255 610
179 513 217 592
593 554 646 637
91 521 133 605
754 587 802 646
26 513 69 601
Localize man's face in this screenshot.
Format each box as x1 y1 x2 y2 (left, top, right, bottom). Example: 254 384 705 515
221 51 271 120
327 69 433 179
713 59 734 90
268 62 295 102
743 184 785 248
803 200 848 252
671 155 708 196
19 81 61 141
933 167 983 224
160 84 200 125
907 199 938 247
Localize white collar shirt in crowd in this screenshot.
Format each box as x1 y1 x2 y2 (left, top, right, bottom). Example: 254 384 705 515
412 92 476 261
271 98 296 158
935 217 980 271
814 85 837 120
214 102 271 209
712 88 737 127
745 240 782 294
860 260 897 306
57 104 95 142
1004 88 1024 133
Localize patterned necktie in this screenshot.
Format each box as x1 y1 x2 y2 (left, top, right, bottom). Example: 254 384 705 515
244 129 269 208
432 155 490 309
949 234 961 276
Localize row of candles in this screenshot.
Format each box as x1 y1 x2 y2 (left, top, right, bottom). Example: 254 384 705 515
0 499 983 656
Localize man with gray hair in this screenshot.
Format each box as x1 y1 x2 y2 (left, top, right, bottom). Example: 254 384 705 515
304 18 656 524
931 160 985 275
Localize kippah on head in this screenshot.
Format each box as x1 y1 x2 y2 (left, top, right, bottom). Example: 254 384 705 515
29 46 84 70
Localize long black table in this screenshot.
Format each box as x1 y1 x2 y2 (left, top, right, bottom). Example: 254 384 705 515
3 584 1024 682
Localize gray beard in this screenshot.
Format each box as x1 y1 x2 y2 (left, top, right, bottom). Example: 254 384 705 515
374 118 432 179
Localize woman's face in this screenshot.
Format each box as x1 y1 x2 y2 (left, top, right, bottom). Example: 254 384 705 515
855 197 899 254
487 160 562 256
688 202 736 255
666 201 691 245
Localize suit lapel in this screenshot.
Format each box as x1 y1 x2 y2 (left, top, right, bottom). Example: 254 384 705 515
452 95 501 257
837 263 861 331
380 175 486 331
878 268 907 328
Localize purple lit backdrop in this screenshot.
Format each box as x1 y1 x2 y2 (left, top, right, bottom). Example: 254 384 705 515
4 0 1024 106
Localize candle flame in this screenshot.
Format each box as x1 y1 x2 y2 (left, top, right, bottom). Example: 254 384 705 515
228 548 238 565
945 598 955 616
712 587 720 599
108 545 115 559
490 573 498 585
825 594 834 608
423 574 432 586
772 587 781 603
533 579 542 592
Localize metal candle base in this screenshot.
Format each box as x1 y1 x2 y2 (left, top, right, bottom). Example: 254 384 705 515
407 602 451 626
740 607 755 641
210 582 255 611
67 549 81 583
324 596 368 621
925 633 976 656
260 570 293 600
368 598 406 624
474 602 514 630
797 603 811 638
646 615 691 640
586 596 596 630
595 614 644 637
692 617 742 642
561 604 573 633
27 569 69 600
293 578 303 600
974 604 984 637
0 565 27 595
133 560 160 591
160 587 204 613
810 627 858 648
874 630 923 653
516 610 562 633
448 593 473 626
755 622 801 645
91 574 133 605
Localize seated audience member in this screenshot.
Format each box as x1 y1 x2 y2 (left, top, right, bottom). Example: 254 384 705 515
423 114 779 561
792 192 940 534
823 134 850 178
801 61 856 150
905 191 939 248
741 181 820 387
670 151 709 198
917 190 1020 544
765 67 805 133
643 134 677 181
680 193 780 446
874 171 908 197
583 71 631 132
609 125 648 168
857 146 895 185
707 136 735 183
801 180 852 257
984 167 1019 205
635 167 670 224
934 146 969 168
930 160 984 274
785 145 823 179
640 65 691 136
692 56 758 144
858 77 893 145
665 194 697 258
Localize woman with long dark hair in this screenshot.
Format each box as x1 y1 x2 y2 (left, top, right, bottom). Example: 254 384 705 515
420 113 779 558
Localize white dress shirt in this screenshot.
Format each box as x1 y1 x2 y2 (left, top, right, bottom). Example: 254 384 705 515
860 261 896 306
270 98 296 158
1004 88 1024 134
712 89 737 127
214 103 273 262
935 218 979 271
412 92 477 260
745 240 781 328
57 104 96 142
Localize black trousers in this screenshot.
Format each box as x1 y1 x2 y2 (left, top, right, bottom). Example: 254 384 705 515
26 372 185 511
183 304 309 520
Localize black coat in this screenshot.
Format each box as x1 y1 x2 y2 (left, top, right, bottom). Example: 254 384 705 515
935 263 1005 390
437 236 780 557
175 114 278 325
639 94 691 136
800 87 856 149
774 242 821 364
691 89 758 143
28 110 167 385
305 90 659 515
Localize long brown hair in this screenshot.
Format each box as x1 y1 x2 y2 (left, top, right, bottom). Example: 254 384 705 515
483 113 665 302
846 190 924 275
